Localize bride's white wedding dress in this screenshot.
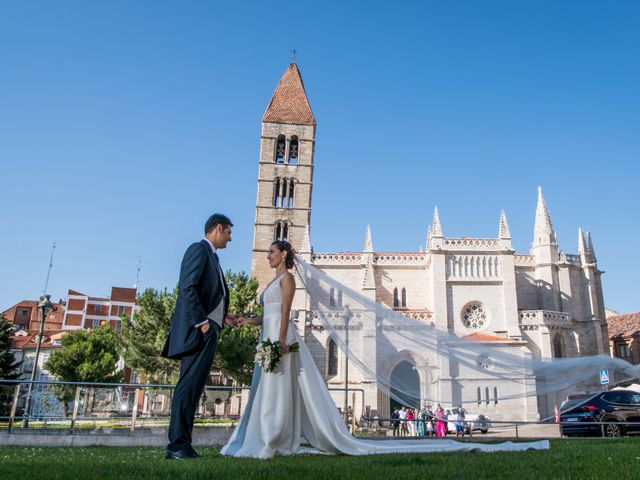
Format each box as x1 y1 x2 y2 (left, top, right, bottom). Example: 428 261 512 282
220 275 549 458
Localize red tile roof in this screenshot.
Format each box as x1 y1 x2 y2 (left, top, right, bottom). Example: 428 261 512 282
262 63 316 126
462 332 517 343
11 329 66 349
608 312 640 340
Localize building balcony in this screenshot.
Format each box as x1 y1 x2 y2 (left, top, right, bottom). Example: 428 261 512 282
518 310 572 328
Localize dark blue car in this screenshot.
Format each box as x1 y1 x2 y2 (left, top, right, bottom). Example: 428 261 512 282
559 389 640 437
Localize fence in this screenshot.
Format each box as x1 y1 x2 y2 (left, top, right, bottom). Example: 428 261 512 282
0 380 365 434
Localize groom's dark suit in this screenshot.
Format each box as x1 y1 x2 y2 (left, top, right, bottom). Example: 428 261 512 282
162 239 229 453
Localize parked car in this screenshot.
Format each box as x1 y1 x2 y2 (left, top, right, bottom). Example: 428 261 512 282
559 389 640 437
444 407 491 434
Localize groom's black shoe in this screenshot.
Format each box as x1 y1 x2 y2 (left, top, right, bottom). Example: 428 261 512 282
165 448 199 460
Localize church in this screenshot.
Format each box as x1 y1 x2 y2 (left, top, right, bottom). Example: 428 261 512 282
250 63 609 422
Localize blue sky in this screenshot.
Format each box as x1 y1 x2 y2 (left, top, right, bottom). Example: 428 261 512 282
1 1 638 313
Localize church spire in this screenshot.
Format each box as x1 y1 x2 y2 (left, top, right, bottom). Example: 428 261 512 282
432 207 443 237
362 255 376 290
578 227 588 256
262 63 316 125
499 209 511 240
363 225 373 252
587 231 597 262
426 225 432 251
532 186 557 248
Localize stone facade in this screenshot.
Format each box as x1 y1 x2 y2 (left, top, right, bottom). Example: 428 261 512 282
251 64 609 422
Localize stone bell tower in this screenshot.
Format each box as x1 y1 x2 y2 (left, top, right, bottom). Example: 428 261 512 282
251 63 316 289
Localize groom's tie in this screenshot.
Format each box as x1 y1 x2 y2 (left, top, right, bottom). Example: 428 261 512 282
213 252 227 298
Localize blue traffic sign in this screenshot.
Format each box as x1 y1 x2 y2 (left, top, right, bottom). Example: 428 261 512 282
600 369 609 385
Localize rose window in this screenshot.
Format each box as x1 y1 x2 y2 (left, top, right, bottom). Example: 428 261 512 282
462 303 488 330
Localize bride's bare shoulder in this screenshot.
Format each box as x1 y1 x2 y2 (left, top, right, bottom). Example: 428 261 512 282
281 271 296 287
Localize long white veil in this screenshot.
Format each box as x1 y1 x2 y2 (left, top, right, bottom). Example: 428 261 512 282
293 257 639 415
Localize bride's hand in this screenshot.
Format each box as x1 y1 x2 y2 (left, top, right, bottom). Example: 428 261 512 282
279 336 289 354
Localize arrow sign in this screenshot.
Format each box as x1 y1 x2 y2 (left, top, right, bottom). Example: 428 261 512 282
600 369 609 385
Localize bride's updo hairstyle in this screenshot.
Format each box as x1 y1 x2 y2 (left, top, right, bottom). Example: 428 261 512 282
271 240 295 270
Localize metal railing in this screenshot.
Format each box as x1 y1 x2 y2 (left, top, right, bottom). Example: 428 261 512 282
0 379 249 433
0 380 366 434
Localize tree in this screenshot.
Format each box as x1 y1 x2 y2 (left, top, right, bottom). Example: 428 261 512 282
45 324 123 414
121 288 180 384
0 315 18 417
215 272 262 385
121 272 263 387
0 315 18 379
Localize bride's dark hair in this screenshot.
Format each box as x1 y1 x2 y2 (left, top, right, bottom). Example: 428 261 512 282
271 240 295 269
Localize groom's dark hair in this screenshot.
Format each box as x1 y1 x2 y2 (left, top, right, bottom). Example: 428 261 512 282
205 213 233 234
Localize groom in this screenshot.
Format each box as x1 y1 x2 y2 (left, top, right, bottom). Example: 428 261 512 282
162 213 238 459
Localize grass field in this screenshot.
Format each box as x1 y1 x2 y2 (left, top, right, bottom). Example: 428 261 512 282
1 438 639 479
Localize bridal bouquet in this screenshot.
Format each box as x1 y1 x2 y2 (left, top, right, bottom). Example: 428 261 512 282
254 339 300 373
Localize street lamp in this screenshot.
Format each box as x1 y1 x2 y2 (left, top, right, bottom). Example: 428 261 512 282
22 294 56 428
343 305 352 425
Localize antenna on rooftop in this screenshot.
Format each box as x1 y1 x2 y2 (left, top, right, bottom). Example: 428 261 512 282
43 242 56 295
134 256 142 289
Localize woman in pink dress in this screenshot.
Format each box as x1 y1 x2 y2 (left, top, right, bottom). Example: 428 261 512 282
435 404 447 437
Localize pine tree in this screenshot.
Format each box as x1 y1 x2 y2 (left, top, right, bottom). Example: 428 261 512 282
121 288 180 384
0 315 18 379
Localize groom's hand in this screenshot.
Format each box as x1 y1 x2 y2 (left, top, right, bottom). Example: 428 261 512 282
224 314 239 328
200 322 210 334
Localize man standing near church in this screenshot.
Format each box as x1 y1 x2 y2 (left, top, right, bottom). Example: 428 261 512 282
162 213 238 459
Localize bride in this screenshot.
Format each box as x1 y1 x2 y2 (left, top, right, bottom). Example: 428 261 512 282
220 240 549 458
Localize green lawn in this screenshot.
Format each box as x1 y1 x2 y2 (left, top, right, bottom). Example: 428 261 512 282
1 439 639 479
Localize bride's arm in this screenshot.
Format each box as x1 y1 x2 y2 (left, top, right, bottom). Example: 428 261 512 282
279 273 296 353
239 314 262 325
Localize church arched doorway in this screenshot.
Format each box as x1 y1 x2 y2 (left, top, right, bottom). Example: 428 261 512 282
389 360 420 414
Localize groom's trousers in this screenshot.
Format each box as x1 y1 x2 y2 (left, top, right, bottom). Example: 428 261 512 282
167 321 221 452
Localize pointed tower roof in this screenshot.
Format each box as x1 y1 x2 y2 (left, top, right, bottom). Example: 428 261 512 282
587 231 597 261
499 209 512 240
578 227 589 256
426 226 432 250
533 186 557 246
362 255 376 290
363 225 373 252
262 63 316 125
298 224 312 254
432 207 443 237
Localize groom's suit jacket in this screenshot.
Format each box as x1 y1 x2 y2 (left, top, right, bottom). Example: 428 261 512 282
162 239 229 359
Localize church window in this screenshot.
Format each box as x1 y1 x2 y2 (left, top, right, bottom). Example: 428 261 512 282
275 221 288 241
477 388 482 406
393 288 399 307
485 387 490 406
327 338 338 377
494 387 498 405
273 177 281 207
462 302 488 330
553 336 564 358
401 288 407 307
329 288 336 307
281 178 287 207
337 290 343 307
275 135 286 163
289 136 299 165
274 221 289 241
288 179 295 208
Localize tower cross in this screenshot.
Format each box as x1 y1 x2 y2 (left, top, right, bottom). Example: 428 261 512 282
292 48 298 63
